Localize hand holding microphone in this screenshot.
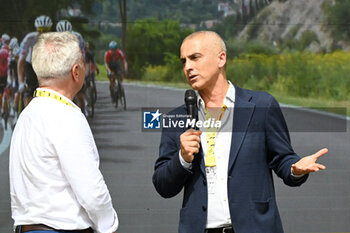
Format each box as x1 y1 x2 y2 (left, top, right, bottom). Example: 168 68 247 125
180 90 201 163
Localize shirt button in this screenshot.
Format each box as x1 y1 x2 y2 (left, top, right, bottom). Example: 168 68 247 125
202 206 207 212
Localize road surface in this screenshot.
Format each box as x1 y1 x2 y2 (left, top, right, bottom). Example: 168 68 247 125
0 82 349 233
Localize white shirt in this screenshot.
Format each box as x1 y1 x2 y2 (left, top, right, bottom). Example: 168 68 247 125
19 31 38 64
9 88 118 233
180 81 235 229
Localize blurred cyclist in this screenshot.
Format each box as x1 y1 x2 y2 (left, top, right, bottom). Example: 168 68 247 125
8 37 20 90
18 15 52 106
104 41 127 102
56 19 87 115
56 19 85 57
85 42 99 99
0 34 10 110
1 34 10 49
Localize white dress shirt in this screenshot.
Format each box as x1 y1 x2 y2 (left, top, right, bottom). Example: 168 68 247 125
9 88 118 233
180 81 235 229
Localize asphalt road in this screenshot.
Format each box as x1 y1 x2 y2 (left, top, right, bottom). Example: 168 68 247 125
0 82 349 233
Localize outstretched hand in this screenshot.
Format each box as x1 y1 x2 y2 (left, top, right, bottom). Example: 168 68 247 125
291 148 328 176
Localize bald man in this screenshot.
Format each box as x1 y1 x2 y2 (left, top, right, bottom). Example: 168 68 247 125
152 31 327 233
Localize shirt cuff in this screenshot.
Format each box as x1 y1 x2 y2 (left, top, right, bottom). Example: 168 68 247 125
105 209 119 233
291 168 305 179
179 151 192 169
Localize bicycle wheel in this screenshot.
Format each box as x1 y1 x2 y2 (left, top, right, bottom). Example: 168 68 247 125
114 84 119 108
2 96 10 130
12 92 23 129
92 81 97 104
120 84 126 111
86 87 94 118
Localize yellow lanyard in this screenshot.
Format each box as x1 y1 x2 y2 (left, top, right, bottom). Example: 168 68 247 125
34 89 73 107
205 104 227 167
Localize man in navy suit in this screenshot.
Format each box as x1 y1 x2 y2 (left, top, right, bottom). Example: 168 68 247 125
152 31 327 233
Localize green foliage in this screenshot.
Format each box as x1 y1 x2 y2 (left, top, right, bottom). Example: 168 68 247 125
126 18 193 79
297 30 319 50
142 51 350 103
281 28 319 52
212 15 244 39
225 39 278 59
323 0 350 40
226 51 350 100
95 0 221 25
245 8 271 40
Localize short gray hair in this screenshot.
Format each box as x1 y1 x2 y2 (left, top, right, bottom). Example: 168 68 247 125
32 32 83 80
183 31 227 53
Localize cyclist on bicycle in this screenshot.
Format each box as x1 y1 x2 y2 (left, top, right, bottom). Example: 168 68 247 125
104 41 128 102
0 34 10 111
2 36 20 120
85 42 99 97
18 15 52 107
1 34 10 49
56 20 85 57
56 19 87 115
8 37 20 91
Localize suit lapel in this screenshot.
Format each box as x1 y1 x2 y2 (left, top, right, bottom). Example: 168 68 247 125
228 87 255 173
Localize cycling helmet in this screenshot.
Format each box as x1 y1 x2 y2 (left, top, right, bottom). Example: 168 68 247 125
109 41 118 50
34 15 53 29
56 20 72 32
9 37 18 49
1 34 10 43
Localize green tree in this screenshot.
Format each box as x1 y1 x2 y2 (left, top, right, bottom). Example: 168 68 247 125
126 18 193 79
323 0 350 40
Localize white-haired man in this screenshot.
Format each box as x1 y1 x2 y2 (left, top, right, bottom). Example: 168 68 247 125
10 32 118 233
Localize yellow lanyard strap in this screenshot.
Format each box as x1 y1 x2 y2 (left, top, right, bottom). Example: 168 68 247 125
205 105 227 167
34 89 73 107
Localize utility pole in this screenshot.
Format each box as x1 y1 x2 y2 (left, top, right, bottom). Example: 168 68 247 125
119 0 127 53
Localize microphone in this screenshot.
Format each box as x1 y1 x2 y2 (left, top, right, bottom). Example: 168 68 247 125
184 89 197 129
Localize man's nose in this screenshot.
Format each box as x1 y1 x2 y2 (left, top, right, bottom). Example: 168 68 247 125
184 60 193 72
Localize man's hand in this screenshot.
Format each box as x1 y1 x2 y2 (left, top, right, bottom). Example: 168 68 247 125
292 148 328 176
180 129 202 163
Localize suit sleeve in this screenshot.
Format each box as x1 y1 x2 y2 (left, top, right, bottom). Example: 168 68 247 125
152 127 193 198
265 96 308 186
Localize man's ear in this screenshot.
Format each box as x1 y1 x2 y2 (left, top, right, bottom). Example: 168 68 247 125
218 51 226 68
71 64 80 82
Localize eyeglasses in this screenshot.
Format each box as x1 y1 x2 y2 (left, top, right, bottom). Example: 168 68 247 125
36 27 51 33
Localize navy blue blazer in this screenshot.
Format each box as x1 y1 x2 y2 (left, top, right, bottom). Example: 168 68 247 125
152 86 308 233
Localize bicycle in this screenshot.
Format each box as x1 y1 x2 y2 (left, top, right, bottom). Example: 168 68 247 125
1 80 19 130
2 86 12 130
110 71 126 111
85 73 96 118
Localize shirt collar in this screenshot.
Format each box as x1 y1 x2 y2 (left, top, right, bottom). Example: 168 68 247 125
197 80 235 109
36 88 80 111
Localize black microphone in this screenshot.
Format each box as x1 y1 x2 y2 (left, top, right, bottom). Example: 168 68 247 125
184 89 197 129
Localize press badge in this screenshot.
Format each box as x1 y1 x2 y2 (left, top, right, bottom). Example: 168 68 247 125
206 166 217 195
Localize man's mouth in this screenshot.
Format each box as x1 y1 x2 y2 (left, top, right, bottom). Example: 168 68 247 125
189 74 197 80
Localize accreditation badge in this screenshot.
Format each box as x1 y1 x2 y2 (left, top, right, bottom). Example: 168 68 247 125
206 166 217 195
